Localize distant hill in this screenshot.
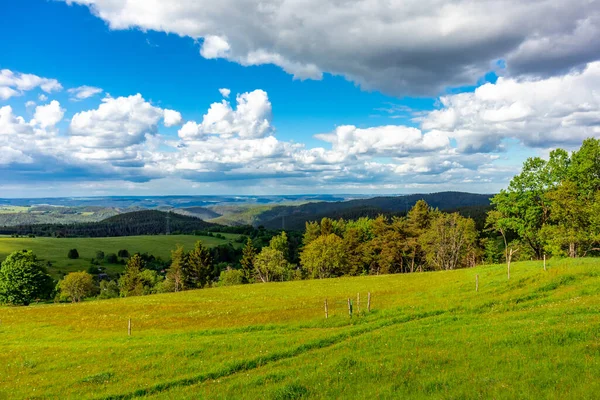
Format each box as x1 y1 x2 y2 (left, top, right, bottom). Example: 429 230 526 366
257 192 493 230
0 210 218 237
173 207 221 221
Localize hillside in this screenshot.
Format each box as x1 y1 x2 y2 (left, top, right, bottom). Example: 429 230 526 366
0 210 218 237
257 192 492 230
1 258 599 399
0 233 242 277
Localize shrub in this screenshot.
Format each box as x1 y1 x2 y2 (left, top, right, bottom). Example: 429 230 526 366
95 251 105 261
218 268 245 286
98 280 119 299
67 249 79 259
117 249 130 258
104 253 118 264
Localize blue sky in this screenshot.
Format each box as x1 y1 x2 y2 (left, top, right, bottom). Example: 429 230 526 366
0 0 598 197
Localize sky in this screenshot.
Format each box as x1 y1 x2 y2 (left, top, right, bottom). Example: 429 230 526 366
0 0 599 197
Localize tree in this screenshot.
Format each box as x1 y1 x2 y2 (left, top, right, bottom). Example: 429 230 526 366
165 245 187 292
320 218 333 236
67 249 79 259
301 233 347 279
254 247 291 282
186 241 212 288
119 254 145 297
302 221 321 247
140 269 163 295
118 249 130 258
95 251 105 261
405 200 432 272
59 272 96 303
269 232 289 260
105 253 118 264
420 213 478 271
98 280 120 299
240 238 257 283
0 250 54 305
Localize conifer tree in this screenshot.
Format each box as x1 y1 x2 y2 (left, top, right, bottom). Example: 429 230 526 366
119 253 144 297
186 241 212 288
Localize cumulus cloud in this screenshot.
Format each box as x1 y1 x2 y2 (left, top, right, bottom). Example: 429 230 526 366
421 61 600 152
70 94 166 148
163 109 183 127
178 89 272 140
33 101 65 129
0 69 62 100
68 85 103 100
62 0 600 95
218 88 230 98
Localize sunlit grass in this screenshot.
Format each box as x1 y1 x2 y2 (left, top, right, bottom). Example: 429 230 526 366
1 258 599 399
0 234 241 277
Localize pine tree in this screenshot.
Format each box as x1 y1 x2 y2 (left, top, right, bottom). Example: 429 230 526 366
166 245 188 292
186 241 212 288
240 238 257 283
119 254 144 297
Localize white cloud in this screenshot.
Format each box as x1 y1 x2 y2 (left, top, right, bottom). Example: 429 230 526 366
68 85 103 100
70 94 166 148
178 89 272 140
0 69 62 100
163 109 183 127
38 94 48 102
61 0 600 95
33 101 65 129
218 88 230 98
422 61 600 152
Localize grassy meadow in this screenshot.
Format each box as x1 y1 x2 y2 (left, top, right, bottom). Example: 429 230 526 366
1 258 599 399
0 234 241 277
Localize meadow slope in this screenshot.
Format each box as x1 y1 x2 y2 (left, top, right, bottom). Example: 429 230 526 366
0 234 241 277
1 258 599 399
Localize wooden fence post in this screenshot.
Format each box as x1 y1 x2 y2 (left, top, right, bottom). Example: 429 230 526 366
476 274 479 292
367 292 371 313
357 293 360 315
543 254 546 271
128 318 131 336
324 299 328 319
348 298 352 318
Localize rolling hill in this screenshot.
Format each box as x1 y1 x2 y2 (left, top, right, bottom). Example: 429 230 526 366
1 258 598 399
0 210 218 237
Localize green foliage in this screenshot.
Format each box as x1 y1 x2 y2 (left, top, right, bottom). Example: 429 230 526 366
300 234 347 279
105 253 118 264
117 249 130 258
98 280 119 299
254 247 292 282
67 248 79 259
58 271 96 303
240 238 257 283
186 241 213 288
420 213 478 270
165 245 187 292
218 268 245 286
95 250 105 261
119 254 145 297
0 250 54 305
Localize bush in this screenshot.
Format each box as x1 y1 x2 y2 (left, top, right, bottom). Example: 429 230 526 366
67 249 79 259
218 268 245 286
98 280 119 299
104 253 118 264
117 249 130 258
95 251 105 261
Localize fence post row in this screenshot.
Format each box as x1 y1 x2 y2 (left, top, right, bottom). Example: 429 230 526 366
324 299 328 319
128 318 131 336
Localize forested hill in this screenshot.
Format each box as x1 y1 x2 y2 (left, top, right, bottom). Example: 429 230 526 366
0 210 219 237
257 192 493 230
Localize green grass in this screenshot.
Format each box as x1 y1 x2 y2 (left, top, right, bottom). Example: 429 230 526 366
1 258 600 399
0 206 29 214
0 234 241 277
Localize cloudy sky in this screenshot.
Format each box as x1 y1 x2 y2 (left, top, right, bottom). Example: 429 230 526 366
1 0 599 197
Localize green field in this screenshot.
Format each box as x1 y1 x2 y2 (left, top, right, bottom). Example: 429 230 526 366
1 258 599 399
0 234 241 277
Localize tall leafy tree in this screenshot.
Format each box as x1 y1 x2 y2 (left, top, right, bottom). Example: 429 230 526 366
253 247 291 282
300 233 347 279
59 271 96 303
0 250 54 305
